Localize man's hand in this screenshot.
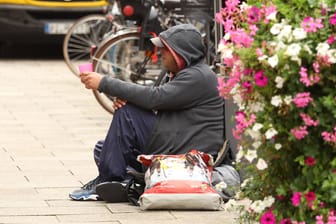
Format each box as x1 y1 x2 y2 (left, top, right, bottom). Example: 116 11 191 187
80 72 103 90
113 98 127 111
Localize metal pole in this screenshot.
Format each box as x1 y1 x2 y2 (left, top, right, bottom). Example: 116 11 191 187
214 0 238 154
213 0 223 51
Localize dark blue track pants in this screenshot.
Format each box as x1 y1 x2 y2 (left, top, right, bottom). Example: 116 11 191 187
93 103 156 181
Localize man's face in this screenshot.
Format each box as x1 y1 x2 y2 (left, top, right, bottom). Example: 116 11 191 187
160 47 178 73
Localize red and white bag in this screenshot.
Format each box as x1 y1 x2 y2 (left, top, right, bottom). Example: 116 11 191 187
137 150 222 210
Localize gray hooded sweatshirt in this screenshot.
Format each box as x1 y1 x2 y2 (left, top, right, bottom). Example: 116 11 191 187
98 24 224 157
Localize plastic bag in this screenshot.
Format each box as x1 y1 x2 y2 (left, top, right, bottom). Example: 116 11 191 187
137 149 222 210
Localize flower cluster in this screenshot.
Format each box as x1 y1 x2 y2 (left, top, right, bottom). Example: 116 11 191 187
216 0 336 223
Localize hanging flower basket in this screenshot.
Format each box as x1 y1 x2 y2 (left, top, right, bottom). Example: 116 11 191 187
216 0 336 223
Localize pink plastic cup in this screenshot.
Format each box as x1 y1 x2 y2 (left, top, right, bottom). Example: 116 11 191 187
78 63 93 73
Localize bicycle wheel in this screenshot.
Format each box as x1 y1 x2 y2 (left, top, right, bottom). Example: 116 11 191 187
92 30 162 113
63 14 114 77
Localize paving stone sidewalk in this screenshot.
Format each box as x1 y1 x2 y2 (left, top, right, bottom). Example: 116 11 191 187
0 60 243 224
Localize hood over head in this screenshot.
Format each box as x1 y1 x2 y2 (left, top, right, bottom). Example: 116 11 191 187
151 24 205 68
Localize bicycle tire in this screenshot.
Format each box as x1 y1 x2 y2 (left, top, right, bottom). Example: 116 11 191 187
92 30 163 114
63 14 112 77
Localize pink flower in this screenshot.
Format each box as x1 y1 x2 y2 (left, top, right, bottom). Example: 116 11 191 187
242 81 252 93
304 191 316 202
291 192 301 206
217 72 240 99
233 111 256 140
330 13 336 25
249 24 258 36
291 126 308 140
299 67 320 86
216 1 241 33
260 211 276 224
317 54 331 66
229 29 254 47
320 202 326 208
256 48 264 57
327 36 335 45
305 191 316 209
247 6 261 24
232 130 241 140
327 209 336 223
217 77 225 90
223 18 235 33
293 92 312 108
299 67 310 86
299 66 308 77
300 113 319 126
316 215 324 224
313 62 320 73
322 131 332 142
235 111 256 128
243 68 254 76
225 0 240 13
235 111 246 122
254 70 268 87
305 156 316 167
301 17 324 33
215 12 225 25
280 219 292 224
262 4 277 23
300 74 321 86
222 53 238 67
321 127 336 144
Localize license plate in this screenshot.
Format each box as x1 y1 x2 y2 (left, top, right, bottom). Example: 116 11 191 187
44 22 89 35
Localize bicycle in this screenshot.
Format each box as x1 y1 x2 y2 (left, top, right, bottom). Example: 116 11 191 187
62 0 136 77
62 12 113 77
91 0 216 114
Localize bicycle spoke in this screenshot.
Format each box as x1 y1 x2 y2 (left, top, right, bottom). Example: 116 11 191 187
67 43 91 53
69 52 90 61
69 33 97 46
93 56 136 75
63 15 108 76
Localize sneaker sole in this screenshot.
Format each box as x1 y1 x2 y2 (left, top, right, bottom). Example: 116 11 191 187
96 182 128 203
69 193 100 201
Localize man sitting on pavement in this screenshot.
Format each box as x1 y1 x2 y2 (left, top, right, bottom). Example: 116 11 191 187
69 24 238 202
